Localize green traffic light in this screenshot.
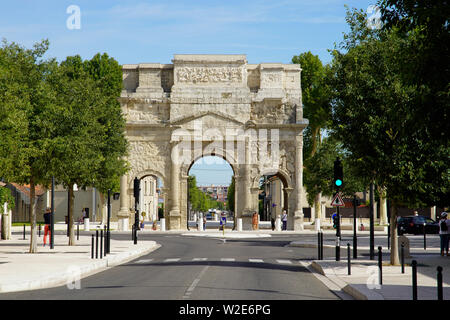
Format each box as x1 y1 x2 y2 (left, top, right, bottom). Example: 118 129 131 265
335 179 342 186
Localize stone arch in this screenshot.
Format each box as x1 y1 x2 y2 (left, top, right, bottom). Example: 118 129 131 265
251 167 292 190
180 144 238 177
129 169 167 190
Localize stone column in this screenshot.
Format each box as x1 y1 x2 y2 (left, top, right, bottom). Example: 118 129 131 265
431 206 436 221
241 138 254 229
169 142 181 229
117 175 130 231
293 134 304 230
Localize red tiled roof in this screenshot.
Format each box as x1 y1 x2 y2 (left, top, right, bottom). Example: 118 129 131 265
9 183 46 198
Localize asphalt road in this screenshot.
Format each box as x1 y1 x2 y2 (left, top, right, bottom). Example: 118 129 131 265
0 234 341 300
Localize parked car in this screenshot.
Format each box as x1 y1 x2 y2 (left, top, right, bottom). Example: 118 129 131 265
397 215 440 235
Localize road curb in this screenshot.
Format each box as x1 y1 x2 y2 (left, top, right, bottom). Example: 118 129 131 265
0 242 160 294
310 260 385 300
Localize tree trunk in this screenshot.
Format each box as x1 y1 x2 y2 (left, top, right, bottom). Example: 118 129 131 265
99 193 106 224
378 186 387 225
389 201 400 265
314 193 321 221
68 184 75 246
29 178 37 253
310 126 320 157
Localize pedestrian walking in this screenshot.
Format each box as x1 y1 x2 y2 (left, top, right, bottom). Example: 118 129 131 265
438 212 450 256
252 212 258 230
282 210 288 231
43 208 51 247
203 215 206 231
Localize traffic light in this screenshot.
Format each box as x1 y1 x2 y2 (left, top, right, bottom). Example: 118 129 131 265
333 157 343 188
133 177 140 203
332 214 338 229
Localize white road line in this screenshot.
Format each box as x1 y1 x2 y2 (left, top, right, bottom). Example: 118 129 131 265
135 259 153 264
220 258 235 262
276 259 292 264
249 259 264 263
192 258 208 261
183 265 210 299
164 258 181 262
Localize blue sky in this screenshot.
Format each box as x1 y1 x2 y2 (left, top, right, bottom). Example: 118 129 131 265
1 0 377 185
0 0 377 65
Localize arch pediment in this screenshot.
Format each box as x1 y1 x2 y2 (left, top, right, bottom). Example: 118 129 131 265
169 110 245 126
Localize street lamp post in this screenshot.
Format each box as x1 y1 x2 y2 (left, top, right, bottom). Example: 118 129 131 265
106 189 111 254
50 176 55 249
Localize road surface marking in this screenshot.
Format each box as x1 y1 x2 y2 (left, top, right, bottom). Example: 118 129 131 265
249 259 264 263
276 259 292 264
192 258 208 261
183 265 210 299
220 258 235 262
164 258 181 262
135 259 153 264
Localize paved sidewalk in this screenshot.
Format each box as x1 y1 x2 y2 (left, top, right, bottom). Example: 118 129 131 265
0 229 160 294
290 239 450 300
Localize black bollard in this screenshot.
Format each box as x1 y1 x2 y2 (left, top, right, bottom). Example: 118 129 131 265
335 236 340 261
317 231 321 260
378 246 383 285
95 230 99 259
39 224 41 237
412 260 418 300
401 244 405 274
347 243 351 275
100 229 103 259
423 224 426 250
104 225 107 256
77 223 79 241
23 224 26 240
91 234 94 259
320 231 324 260
387 223 390 250
437 266 443 301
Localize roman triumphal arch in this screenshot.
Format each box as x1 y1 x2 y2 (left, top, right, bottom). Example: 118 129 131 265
116 55 308 231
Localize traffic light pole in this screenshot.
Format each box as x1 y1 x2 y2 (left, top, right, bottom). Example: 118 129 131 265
369 183 375 260
353 195 357 259
336 205 341 261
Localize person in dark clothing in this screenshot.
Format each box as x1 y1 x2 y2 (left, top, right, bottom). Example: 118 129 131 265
43 208 51 247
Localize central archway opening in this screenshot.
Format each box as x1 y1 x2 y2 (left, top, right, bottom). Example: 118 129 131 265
259 172 289 230
187 155 235 230
137 174 165 230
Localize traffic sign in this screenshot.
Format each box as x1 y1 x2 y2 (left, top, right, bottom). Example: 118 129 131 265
220 216 227 225
331 193 345 207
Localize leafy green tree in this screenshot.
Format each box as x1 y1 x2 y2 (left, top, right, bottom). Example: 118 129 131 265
46 53 127 245
304 136 368 207
0 39 56 253
330 7 449 264
227 176 235 214
292 52 334 218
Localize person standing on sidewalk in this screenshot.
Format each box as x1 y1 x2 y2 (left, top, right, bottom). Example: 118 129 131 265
43 208 51 247
281 210 288 231
438 212 450 256
252 212 259 230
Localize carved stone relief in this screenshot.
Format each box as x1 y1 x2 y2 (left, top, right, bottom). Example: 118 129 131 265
176 67 243 84
128 141 170 179
250 102 296 124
